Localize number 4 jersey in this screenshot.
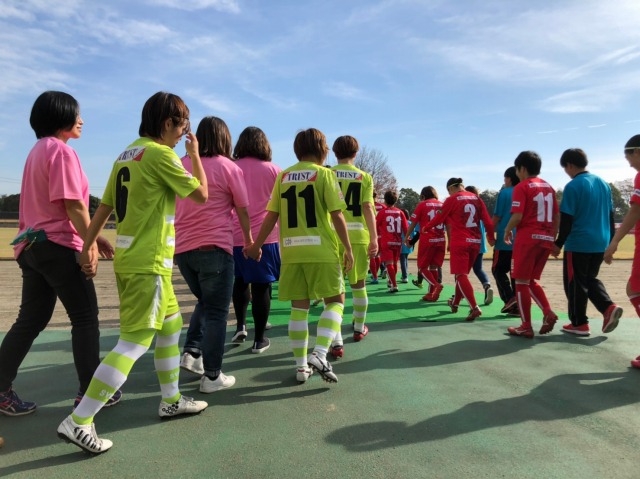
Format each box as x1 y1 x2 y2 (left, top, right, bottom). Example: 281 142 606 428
331 164 374 245
102 137 200 275
267 161 347 264
510 176 558 249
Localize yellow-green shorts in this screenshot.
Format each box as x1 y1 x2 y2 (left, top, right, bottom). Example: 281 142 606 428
279 262 345 301
116 273 179 333
340 243 368 285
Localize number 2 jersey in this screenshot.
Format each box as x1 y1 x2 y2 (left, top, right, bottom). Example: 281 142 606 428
331 164 374 245
510 176 558 250
267 161 346 264
102 137 200 275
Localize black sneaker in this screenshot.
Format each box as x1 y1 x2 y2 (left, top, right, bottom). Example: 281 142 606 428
251 338 270 354
0 388 36 416
73 389 122 410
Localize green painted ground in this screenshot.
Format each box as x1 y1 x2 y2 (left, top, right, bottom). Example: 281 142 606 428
1 281 640 479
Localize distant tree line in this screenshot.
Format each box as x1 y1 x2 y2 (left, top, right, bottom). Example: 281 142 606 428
0 194 102 219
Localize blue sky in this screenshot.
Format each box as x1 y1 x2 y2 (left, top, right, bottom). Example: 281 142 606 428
2 0 640 198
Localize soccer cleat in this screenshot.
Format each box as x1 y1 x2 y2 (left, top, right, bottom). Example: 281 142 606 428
180 352 204 375
353 325 369 342
631 355 640 369
447 297 459 314
381 271 387 279
329 343 344 359
431 283 444 301
388 286 399 293
296 366 313 383
507 324 534 339
539 312 558 335
74 389 122 410
603 304 623 334
251 338 270 354
231 329 248 343
484 286 494 305
200 373 235 393
0 388 36 416
465 307 482 322
158 395 208 418
411 279 423 289
370 279 379 285
561 323 590 336
57 415 113 455
307 352 338 383
421 293 437 302
500 297 517 314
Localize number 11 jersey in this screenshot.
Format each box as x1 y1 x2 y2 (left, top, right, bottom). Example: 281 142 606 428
510 176 558 249
267 161 346 264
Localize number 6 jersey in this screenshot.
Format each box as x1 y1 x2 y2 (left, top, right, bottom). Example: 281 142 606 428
102 137 200 275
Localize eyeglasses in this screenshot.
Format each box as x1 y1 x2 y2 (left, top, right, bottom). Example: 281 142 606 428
172 117 190 135
625 147 637 155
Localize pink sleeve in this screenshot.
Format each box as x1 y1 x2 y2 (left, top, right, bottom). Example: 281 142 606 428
230 167 250 208
48 144 85 203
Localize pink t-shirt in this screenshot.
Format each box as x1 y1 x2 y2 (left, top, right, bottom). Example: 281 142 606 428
15 137 89 258
231 157 281 247
175 155 249 255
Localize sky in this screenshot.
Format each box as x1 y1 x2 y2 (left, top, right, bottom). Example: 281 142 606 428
2 0 640 198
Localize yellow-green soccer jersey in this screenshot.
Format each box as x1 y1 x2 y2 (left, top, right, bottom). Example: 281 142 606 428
102 137 200 275
267 161 346 264
331 164 373 245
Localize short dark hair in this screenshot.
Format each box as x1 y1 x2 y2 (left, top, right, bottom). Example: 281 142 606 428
293 128 329 161
625 135 640 149
332 135 359 160
514 151 542 176
233 126 272 161
384 190 398 206
559 148 588 168
465 185 479 195
139 91 189 139
420 186 438 200
504 166 520 186
195 116 232 158
30 91 80 139
446 177 463 189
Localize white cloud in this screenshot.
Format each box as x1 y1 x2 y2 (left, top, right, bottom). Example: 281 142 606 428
144 0 240 13
536 88 623 114
322 81 370 101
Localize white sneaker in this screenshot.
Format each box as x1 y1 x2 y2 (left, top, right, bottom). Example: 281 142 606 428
265 322 272 330
484 286 494 305
231 330 248 343
57 415 112 454
296 366 313 383
180 352 204 375
199 373 236 393
158 395 208 418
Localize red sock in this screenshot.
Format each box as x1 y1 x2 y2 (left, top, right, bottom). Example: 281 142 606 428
516 283 532 327
453 282 462 304
456 274 477 308
387 263 397 287
529 280 551 315
370 257 378 280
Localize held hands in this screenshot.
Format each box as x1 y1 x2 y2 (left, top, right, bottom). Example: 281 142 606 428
80 244 99 279
504 231 513 246
243 242 262 262
551 244 561 258
604 243 617 265
96 235 114 259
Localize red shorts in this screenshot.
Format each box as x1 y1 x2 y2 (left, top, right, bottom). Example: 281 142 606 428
511 241 551 280
417 242 445 271
380 245 400 264
449 244 479 275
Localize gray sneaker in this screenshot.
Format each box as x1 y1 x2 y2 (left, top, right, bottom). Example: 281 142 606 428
57 415 112 455
158 395 208 418
307 352 338 383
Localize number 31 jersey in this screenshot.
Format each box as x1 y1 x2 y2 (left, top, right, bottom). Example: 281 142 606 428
510 176 558 249
331 164 374 245
267 161 346 264
102 137 200 275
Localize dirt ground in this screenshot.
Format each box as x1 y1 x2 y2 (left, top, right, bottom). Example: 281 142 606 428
0 257 633 332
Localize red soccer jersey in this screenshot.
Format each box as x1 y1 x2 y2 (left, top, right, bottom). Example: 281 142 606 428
424 191 494 249
411 199 445 243
632 173 640 242
510 176 558 248
376 205 408 249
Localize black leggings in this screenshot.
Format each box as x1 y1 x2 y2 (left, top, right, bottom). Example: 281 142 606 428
232 278 272 342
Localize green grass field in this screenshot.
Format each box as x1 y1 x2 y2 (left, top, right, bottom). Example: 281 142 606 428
0 227 634 259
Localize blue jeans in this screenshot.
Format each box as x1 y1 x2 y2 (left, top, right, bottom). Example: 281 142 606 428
175 248 234 376
400 253 409 279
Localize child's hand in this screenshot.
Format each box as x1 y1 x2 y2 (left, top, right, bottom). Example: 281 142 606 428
184 132 199 158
